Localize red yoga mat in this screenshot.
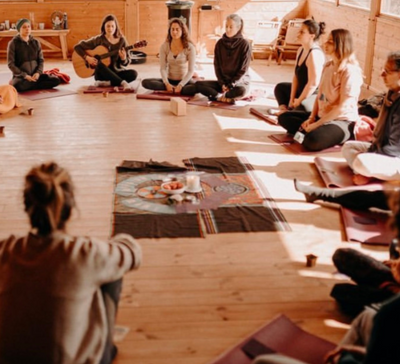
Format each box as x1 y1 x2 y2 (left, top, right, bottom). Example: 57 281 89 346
341 207 395 246
268 134 341 155
209 314 335 364
136 91 192 101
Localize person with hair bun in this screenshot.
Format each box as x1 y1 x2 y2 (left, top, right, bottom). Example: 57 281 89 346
141 17 197 96
274 19 326 117
279 28 363 151
0 162 142 364
196 13 252 104
74 14 138 89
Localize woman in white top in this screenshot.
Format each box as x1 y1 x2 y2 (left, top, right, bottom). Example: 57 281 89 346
279 28 363 151
142 17 196 95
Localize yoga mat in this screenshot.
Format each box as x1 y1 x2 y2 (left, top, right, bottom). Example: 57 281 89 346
341 207 395 246
187 98 243 110
136 91 192 101
314 157 383 188
209 314 336 364
268 134 341 155
83 80 140 94
250 107 278 125
19 87 77 101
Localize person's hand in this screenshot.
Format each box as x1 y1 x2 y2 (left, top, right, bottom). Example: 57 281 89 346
32 73 40 81
25 75 36 82
174 85 182 94
119 47 127 61
301 117 316 132
222 85 230 93
324 346 345 364
292 98 301 108
165 83 174 93
85 55 98 67
324 345 366 364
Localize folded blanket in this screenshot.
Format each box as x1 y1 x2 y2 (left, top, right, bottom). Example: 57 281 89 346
44 68 71 84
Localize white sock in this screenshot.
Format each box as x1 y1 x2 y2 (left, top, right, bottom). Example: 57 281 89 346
94 80 111 87
121 80 130 89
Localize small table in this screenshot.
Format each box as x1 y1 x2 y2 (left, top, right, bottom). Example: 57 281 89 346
0 29 70 60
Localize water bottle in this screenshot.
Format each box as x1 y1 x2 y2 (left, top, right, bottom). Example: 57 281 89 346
63 13 68 29
389 238 400 260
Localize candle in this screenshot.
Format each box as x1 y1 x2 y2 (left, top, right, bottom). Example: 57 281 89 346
186 175 201 191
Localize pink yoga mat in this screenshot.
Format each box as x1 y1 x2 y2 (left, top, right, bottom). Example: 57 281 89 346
136 91 191 101
314 157 383 188
83 86 136 94
341 207 395 246
250 107 278 125
19 87 77 101
209 314 335 364
268 134 341 155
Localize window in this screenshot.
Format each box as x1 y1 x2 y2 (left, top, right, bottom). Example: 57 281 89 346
381 0 400 17
339 0 370 9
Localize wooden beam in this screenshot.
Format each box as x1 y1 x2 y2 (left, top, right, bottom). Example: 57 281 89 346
364 0 381 86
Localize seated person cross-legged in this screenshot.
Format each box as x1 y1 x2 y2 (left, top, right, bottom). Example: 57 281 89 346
0 162 142 364
74 14 138 90
196 14 252 104
7 18 60 92
274 19 326 117
279 29 363 152
341 50 400 186
252 188 400 364
141 18 197 96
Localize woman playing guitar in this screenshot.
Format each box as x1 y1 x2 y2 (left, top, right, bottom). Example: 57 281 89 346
73 14 138 89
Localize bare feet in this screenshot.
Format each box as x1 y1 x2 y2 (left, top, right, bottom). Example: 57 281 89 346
352 174 371 185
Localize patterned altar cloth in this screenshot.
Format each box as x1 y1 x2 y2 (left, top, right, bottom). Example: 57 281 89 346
112 157 290 238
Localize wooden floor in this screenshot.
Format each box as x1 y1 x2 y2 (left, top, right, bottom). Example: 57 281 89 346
0 57 388 363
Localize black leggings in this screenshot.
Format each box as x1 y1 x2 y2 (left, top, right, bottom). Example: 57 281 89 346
333 248 394 287
141 78 197 96
95 62 137 86
195 80 248 100
274 82 316 112
278 111 354 151
12 74 60 92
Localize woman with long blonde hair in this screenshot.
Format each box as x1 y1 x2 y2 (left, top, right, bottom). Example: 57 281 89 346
279 28 363 151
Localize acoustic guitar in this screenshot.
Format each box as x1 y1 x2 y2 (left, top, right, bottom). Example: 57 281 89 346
72 40 147 78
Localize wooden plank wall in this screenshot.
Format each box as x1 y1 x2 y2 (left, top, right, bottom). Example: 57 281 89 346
308 0 400 91
0 0 306 57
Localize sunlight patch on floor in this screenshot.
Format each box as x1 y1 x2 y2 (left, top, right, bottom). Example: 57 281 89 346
213 113 278 131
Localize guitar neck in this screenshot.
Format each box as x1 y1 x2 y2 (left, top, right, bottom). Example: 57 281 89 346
98 44 135 60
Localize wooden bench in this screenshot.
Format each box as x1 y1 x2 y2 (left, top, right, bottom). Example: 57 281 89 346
0 29 70 60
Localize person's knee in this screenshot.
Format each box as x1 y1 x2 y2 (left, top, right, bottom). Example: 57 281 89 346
141 79 151 89
302 134 323 151
332 248 357 267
